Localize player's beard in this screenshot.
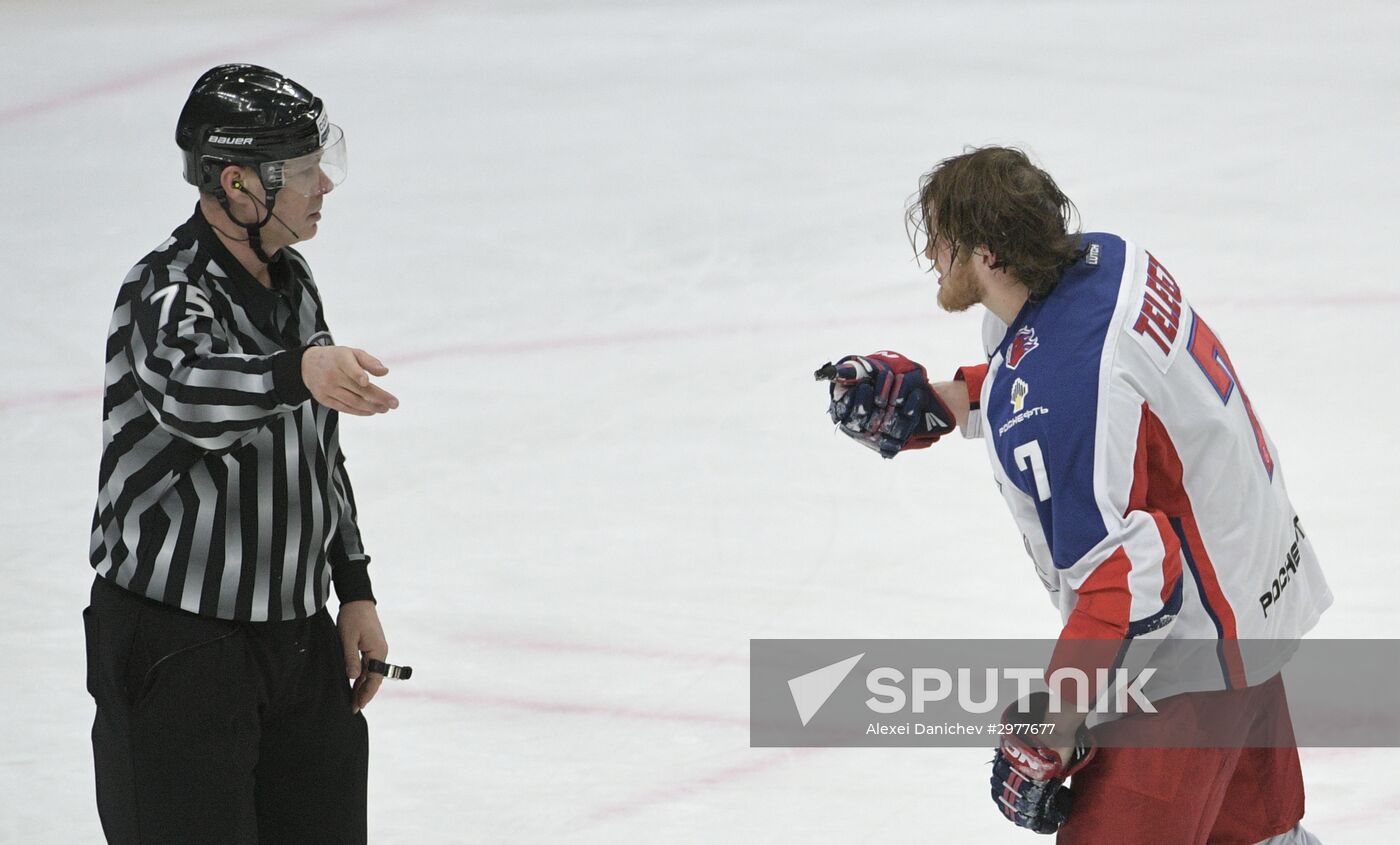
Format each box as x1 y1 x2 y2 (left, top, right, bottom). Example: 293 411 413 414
936 257 983 312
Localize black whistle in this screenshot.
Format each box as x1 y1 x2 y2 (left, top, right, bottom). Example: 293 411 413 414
366 659 413 680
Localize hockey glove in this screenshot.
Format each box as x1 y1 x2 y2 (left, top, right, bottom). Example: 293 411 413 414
816 351 954 459
990 694 1096 835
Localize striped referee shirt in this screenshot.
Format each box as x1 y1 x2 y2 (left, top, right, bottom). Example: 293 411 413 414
89 206 374 621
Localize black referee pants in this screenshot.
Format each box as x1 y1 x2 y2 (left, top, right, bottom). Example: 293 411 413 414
83 576 368 845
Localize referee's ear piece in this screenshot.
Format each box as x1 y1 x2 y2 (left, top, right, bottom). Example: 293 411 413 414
232 179 242 190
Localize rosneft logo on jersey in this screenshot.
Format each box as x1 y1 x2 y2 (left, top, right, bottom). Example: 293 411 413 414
1011 379 1029 413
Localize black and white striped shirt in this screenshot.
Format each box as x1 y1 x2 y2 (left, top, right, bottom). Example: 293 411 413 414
89 207 374 621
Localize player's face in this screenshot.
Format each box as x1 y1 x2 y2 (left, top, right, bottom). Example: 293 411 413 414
925 233 983 313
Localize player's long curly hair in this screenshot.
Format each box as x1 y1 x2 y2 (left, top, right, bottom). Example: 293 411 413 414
907 146 1084 297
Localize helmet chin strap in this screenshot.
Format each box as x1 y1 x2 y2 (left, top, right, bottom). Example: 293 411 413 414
213 182 291 265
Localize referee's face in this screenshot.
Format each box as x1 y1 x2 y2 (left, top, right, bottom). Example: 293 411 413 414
239 167 333 252
278 166 333 243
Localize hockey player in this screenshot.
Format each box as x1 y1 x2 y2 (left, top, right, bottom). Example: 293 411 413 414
822 147 1329 843
84 65 400 843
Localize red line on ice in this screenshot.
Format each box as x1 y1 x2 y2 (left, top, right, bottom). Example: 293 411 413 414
394 685 821 826
582 748 822 826
6 293 1397 414
454 632 748 665
386 312 908 365
0 0 435 127
389 687 749 728
0 386 102 413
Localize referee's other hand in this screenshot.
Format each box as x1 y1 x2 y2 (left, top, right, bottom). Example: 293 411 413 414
338 600 389 714
302 346 399 416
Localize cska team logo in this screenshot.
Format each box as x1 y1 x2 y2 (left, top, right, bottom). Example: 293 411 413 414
1006 327 1039 370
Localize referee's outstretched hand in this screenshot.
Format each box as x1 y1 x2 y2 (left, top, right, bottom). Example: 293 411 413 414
302 346 399 416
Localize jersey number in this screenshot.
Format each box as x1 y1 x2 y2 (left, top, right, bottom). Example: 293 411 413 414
1187 314 1275 479
151 284 215 328
1014 440 1052 502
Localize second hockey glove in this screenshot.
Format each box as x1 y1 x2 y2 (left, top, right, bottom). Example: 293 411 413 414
989 694 1096 834
816 351 954 458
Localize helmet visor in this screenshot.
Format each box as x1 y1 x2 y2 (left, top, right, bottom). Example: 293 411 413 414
261 123 347 197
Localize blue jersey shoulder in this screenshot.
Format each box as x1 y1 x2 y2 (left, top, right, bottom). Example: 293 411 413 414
986 233 1129 568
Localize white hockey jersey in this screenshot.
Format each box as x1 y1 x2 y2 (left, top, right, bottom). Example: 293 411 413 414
959 233 1331 691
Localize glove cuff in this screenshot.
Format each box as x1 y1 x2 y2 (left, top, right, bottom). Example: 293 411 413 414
997 694 1097 779
953 363 988 410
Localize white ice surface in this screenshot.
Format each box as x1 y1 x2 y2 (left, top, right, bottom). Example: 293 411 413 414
3 0 1399 841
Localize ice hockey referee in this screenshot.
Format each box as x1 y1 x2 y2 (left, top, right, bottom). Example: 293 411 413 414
83 64 400 845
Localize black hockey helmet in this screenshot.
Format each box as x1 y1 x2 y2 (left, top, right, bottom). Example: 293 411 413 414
176 63 344 193
176 64 346 262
